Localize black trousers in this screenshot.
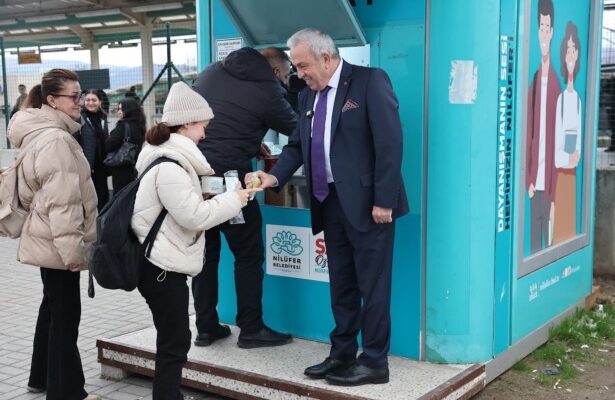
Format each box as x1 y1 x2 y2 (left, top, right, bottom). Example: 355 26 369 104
322 186 395 370
192 199 264 334
28 268 87 400
138 259 191 400
92 167 109 212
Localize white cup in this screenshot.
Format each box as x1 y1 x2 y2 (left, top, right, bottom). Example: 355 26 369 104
201 176 224 194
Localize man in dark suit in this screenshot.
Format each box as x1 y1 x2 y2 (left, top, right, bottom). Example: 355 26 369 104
248 28 408 386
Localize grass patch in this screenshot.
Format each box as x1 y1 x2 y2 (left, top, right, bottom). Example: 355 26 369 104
533 341 567 362
512 360 532 372
517 304 615 385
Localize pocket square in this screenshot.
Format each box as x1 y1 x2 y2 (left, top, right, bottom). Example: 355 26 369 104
342 99 359 112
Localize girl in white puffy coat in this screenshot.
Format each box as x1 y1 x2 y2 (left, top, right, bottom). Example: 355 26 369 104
131 82 259 400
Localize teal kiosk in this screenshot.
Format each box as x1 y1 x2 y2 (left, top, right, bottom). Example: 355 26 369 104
196 0 603 371
96 0 604 398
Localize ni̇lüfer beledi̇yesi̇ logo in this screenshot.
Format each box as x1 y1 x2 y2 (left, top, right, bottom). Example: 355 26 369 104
270 231 304 256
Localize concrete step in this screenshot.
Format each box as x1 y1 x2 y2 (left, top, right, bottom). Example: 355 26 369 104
96 321 484 400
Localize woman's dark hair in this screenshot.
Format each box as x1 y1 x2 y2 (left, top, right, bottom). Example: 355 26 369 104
560 21 581 84
145 123 181 146
97 89 110 114
24 68 79 109
119 97 146 133
82 89 106 115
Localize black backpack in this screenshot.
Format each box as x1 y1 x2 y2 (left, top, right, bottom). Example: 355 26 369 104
88 157 179 296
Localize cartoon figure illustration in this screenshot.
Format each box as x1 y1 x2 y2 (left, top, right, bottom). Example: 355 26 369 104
526 0 561 253
553 21 582 244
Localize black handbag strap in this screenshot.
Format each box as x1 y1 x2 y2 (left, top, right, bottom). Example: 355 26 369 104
123 122 131 143
138 157 180 258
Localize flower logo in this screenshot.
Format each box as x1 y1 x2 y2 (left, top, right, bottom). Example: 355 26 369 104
270 231 304 256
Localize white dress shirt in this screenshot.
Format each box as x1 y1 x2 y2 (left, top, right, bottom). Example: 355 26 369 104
535 75 548 191
312 59 344 183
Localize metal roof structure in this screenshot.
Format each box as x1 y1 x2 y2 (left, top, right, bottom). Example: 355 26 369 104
0 0 196 49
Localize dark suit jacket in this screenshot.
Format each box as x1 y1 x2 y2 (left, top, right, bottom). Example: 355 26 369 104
270 61 409 234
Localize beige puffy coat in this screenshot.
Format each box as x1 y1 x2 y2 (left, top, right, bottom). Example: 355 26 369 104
132 134 242 276
7 105 98 269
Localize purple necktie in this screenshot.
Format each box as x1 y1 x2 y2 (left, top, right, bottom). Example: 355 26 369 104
311 86 331 202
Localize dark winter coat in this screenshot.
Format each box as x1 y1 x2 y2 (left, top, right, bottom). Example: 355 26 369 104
106 118 144 192
192 47 297 177
75 108 108 172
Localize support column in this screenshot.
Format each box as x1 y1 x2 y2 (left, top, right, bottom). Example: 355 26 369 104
196 0 213 70
140 21 155 128
90 43 100 69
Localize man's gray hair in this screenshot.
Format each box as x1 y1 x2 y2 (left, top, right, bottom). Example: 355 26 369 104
287 28 340 60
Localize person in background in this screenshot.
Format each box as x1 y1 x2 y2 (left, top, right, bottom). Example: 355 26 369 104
74 89 109 211
106 97 145 193
191 47 296 349
97 89 110 114
10 84 27 118
248 28 408 386
7 69 99 400
125 85 140 102
132 82 259 399
260 47 305 113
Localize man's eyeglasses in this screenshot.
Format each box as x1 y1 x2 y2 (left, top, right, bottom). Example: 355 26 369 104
53 93 84 104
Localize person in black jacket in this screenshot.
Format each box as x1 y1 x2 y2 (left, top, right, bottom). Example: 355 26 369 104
106 97 145 193
74 89 109 211
191 47 297 349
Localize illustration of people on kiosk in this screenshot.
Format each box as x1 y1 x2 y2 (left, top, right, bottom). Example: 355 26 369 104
553 21 582 245
526 0 560 253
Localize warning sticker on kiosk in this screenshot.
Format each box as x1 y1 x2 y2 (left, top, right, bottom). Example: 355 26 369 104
265 225 329 282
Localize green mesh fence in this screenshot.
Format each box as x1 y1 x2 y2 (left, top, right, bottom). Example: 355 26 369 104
1 29 197 149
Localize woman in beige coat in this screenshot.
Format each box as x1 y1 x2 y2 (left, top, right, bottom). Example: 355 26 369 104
132 82 259 400
7 69 99 400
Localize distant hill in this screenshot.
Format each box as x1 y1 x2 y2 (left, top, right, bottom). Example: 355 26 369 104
2 57 196 92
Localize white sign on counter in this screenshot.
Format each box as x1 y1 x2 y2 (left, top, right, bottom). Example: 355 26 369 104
266 225 329 282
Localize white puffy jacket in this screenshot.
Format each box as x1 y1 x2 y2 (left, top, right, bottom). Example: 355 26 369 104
131 133 242 276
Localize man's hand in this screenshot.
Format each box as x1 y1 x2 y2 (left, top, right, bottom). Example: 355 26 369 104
245 170 278 189
372 206 393 224
528 183 535 199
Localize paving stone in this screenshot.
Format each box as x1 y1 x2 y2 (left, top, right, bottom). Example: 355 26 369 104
0 237 225 400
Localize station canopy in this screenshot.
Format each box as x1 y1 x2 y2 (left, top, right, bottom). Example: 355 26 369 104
0 0 196 49
219 0 366 48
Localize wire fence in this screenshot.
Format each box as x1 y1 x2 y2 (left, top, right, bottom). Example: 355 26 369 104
0 28 197 149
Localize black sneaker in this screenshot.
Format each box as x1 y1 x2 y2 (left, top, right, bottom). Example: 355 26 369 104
237 325 292 349
194 324 231 347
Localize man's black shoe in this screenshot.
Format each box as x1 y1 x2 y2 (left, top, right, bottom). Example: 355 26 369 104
237 325 292 349
194 324 231 347
304 357 355 379
325 364 389 386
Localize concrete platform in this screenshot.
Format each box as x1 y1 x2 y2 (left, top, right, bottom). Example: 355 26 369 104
96 320 484 400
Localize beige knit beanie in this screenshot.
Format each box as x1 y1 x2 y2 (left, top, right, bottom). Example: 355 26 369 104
161 81 214 126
